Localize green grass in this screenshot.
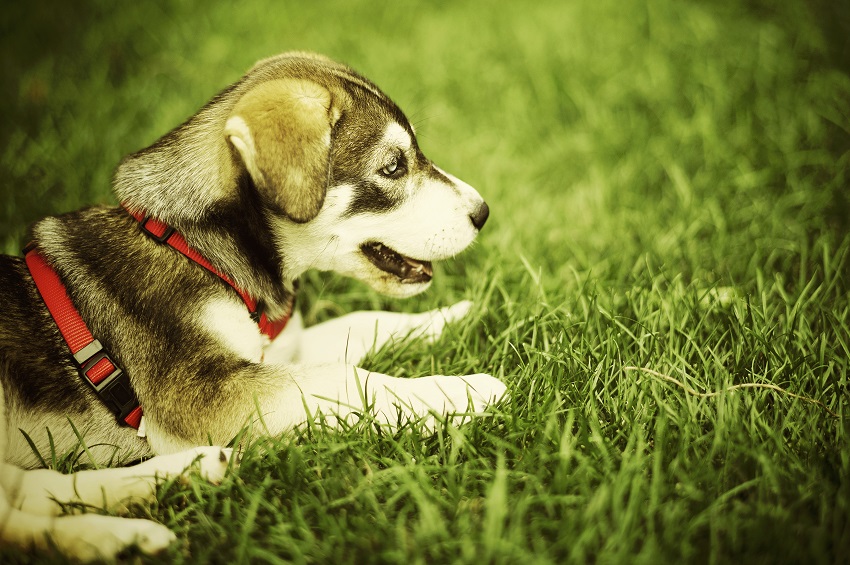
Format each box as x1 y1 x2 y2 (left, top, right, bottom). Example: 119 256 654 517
2 0 850 562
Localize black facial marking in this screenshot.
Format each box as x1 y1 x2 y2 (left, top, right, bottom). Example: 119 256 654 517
210 171 283 281
344 180 399 217
428 164 451 184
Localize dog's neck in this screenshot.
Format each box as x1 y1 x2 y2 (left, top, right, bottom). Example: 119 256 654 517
113 103 297 316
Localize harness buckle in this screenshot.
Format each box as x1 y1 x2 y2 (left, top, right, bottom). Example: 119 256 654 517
139 215 176 243
249 300 265 324
73 340 139 423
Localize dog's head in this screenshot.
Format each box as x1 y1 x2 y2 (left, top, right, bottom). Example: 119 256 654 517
224 53 489 297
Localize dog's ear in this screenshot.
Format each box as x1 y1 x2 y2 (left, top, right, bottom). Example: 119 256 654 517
225 79 340 222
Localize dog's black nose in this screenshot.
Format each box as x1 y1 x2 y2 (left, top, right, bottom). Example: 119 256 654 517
470 202 489 231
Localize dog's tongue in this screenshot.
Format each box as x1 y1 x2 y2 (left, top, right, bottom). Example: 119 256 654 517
362 242 433 283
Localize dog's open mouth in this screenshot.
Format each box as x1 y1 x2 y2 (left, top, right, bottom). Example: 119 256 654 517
361 242 433 284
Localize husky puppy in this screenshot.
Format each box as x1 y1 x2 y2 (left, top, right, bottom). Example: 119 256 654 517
0 52 506 559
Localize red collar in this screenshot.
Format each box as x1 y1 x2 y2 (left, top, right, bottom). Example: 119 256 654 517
127 207 294 341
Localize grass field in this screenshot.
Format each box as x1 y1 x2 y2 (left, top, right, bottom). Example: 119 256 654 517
2 0 850 562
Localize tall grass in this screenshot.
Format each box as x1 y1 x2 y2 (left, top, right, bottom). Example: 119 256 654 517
1 0 848 562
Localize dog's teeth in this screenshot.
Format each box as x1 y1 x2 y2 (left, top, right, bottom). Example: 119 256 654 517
362 241 432 283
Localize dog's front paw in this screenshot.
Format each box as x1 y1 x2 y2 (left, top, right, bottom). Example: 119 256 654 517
381 372 507 422
136 446 234 485
189 446 235 484
457 373 508 411
51 515 176 561
176 446 235 484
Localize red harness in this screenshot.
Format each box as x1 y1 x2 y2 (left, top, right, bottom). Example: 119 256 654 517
25 208 293 429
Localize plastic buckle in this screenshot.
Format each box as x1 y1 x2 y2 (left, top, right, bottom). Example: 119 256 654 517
139 215 175 243
249 301 266 324
74 340 139 423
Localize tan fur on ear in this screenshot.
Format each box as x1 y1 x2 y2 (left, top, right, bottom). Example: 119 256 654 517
225 79 336 222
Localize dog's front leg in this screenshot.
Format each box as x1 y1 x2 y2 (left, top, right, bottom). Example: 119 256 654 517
0 447 232 561
0 447 232 517
0 504 177 561
253 362 507 433
140 350 505 451
273 300 474 365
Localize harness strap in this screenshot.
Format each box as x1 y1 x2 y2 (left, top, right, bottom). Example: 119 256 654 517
24 248 143 428
24 209 293 429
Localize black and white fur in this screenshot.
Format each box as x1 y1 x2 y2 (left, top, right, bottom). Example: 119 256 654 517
0 52 506 559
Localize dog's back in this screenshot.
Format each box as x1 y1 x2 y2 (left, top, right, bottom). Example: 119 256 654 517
0 216 158 469
0 252 88 467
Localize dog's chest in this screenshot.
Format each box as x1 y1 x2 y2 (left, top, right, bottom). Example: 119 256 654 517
200 298 269 363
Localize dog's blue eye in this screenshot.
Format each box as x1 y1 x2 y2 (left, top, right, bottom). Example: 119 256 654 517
379 157 406 178
380 161 398 176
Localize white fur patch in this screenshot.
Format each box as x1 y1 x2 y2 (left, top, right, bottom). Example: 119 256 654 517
200 299 265 363
381 122 412 153
224 116 264 186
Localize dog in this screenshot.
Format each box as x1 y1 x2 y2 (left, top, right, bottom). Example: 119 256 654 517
0 52 506 560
